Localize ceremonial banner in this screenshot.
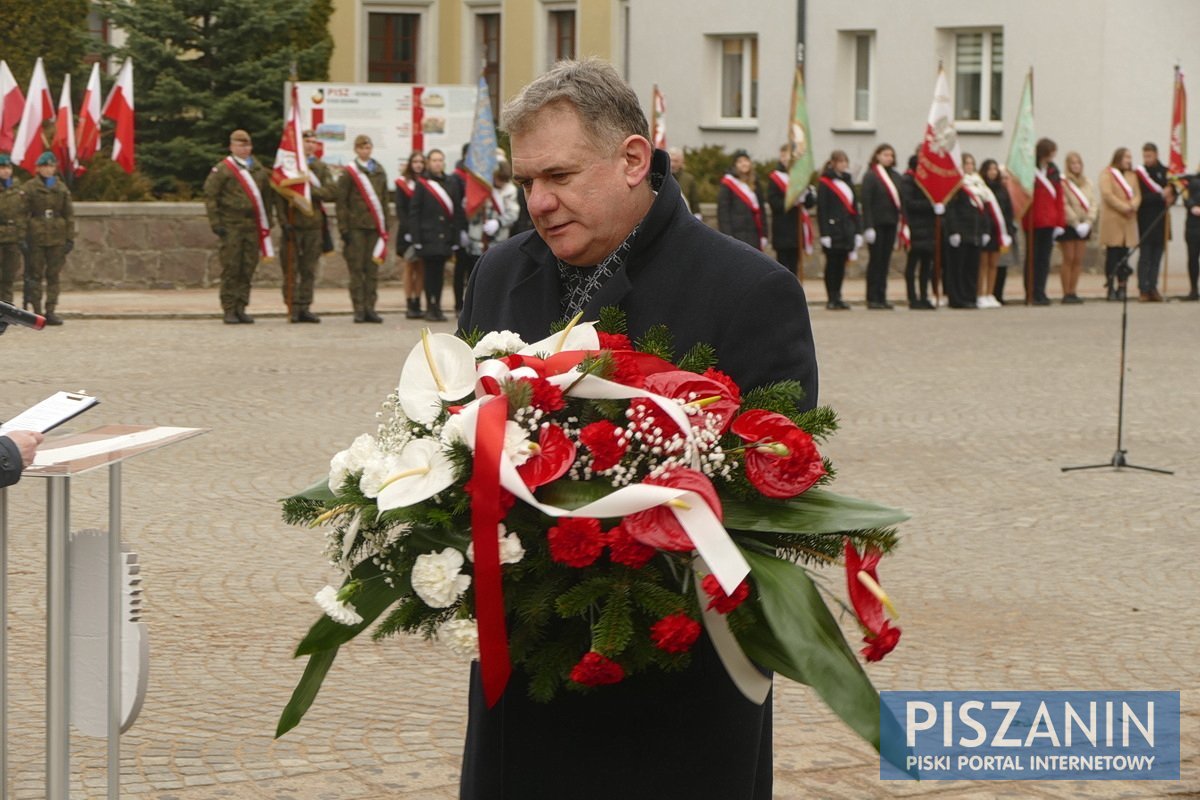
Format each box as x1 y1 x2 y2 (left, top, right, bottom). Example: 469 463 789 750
76 63 103 173
0 61 24 153
11 58 53 173
51 74 76 175
785 65 815 211
271 83 313 216
463 72 499 217
915 66 963 205
1004 70 1036 221
1169 67 1187 176
102 58 135 174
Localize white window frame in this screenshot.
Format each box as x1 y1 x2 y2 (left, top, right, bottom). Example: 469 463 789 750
950 27 1004 132
709 34 758 129
539 1 578 72
360 1 434 84
462 1 501 80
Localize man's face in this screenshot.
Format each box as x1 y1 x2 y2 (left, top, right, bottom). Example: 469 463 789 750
0 166 12 182
230 140 252 159
669 151 683 173
734 156 752 177
37 163 56 178
428 151 445 175
355 142 372 162
303 138 319 157
512 104 643 266
1143 148 1156 167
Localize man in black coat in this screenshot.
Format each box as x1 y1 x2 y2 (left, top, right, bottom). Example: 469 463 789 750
1134 142 1176 301
0 429 42 487
458 58 816 800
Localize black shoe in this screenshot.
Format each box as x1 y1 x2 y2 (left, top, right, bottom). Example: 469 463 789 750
424 305 447 322
867 301 894 310
1178 292 1200 302
224 311 241 324
44 311 64 326
911 299 935 310
1062 294 1083 305
292 308 321 323
405 298 424 319
236 309 255 323
826 299 851 310
364 310 383 323
1033 298 1051 306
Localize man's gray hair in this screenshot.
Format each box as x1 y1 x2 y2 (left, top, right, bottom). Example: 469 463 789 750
502 58 650 151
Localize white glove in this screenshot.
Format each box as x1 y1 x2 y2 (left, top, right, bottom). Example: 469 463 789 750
459 230 470 249
693 212 704 220
1075 222 1091 238
1052 226 1065 239
854 233 864 250
760 236 769 251
864 228 877 244
414 243 423 251
949 233 962 248
847 249 859 262
819 236 832 249
933 203 946 215
403 233 412 243
1002 234 1013 248
981 233 991 247
482 218 500 237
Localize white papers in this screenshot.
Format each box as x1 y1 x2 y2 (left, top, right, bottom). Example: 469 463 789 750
1 391 99 435
32 427 196 467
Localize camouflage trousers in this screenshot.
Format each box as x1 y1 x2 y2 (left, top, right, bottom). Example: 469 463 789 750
345 229 380 313
27 243 66 311
218 226 261 313
0 243 21 306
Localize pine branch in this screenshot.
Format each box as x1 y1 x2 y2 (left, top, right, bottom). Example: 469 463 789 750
634 324 675 362
596 305 628 334
592 585 634 656
676 341 718 374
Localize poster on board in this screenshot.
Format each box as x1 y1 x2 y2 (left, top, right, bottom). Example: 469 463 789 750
290 82 478 177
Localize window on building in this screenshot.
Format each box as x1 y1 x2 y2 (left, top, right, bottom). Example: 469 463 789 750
84 8 110 67
853 32 873 123
548 9 576 66
954 30 1003 123
477 13 501 122
719 36 758 121
368 12 419 83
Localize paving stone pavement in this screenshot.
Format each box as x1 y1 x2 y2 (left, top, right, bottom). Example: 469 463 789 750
1 286 1197 799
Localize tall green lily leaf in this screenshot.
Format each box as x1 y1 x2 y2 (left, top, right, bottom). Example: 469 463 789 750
723 489 908 534
295 558 410 656
276 647 338 738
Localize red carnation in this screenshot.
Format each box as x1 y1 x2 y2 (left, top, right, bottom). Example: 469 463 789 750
516 423 576 488
861 621 902 662
569 651 626 686
610 350 647 387
522 376 566 413
547 517 605 568
650 613 702 653
701 574 750 614
623 468 722 551
598 331 633 351
730 409 826 498
605 523 656 568
643 370 742 433
579 420 629 472
701 367 742 404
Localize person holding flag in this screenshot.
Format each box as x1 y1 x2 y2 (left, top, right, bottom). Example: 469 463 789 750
23 151 73 325
336 134 391 323
204 129 274 324
900 153 936 309
272 130 334 323
1182 165 1200 301
0 152 29 306
406 147 463 322
767 143 808 277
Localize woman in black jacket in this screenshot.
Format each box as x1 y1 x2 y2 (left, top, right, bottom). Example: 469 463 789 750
980 159 1016 306
941 154 984 309
395 151 426 318
817 150 862 310
860 143 902 308
408 148 465 321
717 149 767 250
899 154 935 309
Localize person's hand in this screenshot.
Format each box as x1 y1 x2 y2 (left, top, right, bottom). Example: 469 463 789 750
459 231 470 249
482 219 500 237
414 243 422 251
853 233 864 250
282 223 295 235
760 236 769 251
213 226 227 238
1002 234 1013 248
981 233 991 247
1075 222 1091 238
63 240 74 255
847 249 858 262
1052 226 1065 239
403 233 413 243
933 203 946 215
1191 206 1200 217
948 233 962 248
7 430 44 468
819 236 832 249
864 228 876 245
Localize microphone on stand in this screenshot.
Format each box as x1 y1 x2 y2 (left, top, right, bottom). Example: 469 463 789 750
0 299 46 332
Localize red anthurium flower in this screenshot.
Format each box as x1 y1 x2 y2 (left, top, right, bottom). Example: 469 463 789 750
548 517 605 567
623 468 722 551
643 370 742 433
650 613 702 653
730 409 826 498
701 367 741 405
569 651 626 686
516 423 576 489
579 420 629 472
844 539 901 662
609 350 677 388
701 574 750 614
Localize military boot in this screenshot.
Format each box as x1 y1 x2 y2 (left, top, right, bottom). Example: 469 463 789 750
44 305 64 326
292 306 321 323
236 305 255 324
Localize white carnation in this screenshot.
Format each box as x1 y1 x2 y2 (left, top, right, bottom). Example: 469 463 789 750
467 524 525 566
358 451 404 499
314 585 363 626
504 421 535 466
439 618 480 660
440 413 467 446
472 330 528 357
411 548 472 608
328 433 380 492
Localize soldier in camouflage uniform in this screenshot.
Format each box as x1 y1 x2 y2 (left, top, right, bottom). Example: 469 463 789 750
0 153 29 306
273 130 334 323
204 129 273 324
24 151 73 325
335 134 390 323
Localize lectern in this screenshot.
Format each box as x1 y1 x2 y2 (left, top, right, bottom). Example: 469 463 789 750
0 425 205 799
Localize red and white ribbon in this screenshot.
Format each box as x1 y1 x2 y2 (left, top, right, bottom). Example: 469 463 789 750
1063 178 1091 213
874 164 902 211
1108 168 1135 200
346 161 389 262
418 175 455 217
1134 165 1164 196
721 174 764 246
819 176 857 215
1034 169 1057 198
224 157 274 259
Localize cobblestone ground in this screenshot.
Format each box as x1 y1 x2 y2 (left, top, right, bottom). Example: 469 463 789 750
2 297 1197 799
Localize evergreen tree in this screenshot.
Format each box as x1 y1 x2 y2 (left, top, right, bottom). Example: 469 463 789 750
0 0 91 88
100 0 332 196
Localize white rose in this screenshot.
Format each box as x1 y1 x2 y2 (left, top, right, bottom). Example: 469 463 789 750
359 452 403 499
411 548 472 608
467 524 525 566
439 618 480 660
504 421 535 466
472 330 528 357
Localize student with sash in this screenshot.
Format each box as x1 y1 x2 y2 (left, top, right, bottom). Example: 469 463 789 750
766 144 811 277
1027 138 1066 305
395 151 427 319
1183 166 1200 301
979 159 1016 307
336 134 391 323
717 149 767 251
816 150 862 310
944 154 986 309
1058 152 1098 304
899 153 936 309
860 143 903 308
1134 142 1175 302
407 148 464 322
204 129 274 324
1098 147 1142 301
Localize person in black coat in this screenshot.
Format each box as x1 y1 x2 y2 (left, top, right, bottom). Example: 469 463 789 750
1183 171 1200 300
394 151 426 318
0 430 42 487
940 154 985 309
860 143 902 308
816 150 862 310
980 159 1016 305
408 148 466 321
1135 142 1176 301
459 59 817 800
766 144 812 277
899 155 935 309
717 149 767 251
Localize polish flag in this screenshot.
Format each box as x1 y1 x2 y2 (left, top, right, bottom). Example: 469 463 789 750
76 62 103 173
0 60 24 153
51 73 77 175
11 58 55 173
102 58 135 174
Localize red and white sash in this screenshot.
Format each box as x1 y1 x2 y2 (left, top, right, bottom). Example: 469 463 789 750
873 164 902 211
769 169 789 198
984 194 1007 242
1134 165 1164 196
417 176 456 218
720 174 764 247
960 183 985 212
770 170 815 253
1108 167 1135 200
1034 169 1057 198
224 157 274 259
395 177 415 198
1063 178 1091 213
347 161 389 262
818 176 858 215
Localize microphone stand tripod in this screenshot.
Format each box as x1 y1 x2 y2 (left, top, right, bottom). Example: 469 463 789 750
1062 204 1173 475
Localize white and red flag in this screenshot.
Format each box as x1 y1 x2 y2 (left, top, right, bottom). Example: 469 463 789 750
651 84 666 150
0 60 25 154
914 66 963 205
102 58 135 174
76 62 103 173
1169 66 1187 176
270 83 313 215
51 74 77 175
11 58 54 173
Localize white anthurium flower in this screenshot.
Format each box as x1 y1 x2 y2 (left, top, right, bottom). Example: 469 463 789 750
472 330 528 358
376 438 457 512
398 329 477 425
518 316 600 356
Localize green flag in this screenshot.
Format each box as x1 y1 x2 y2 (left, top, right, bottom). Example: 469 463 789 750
785 65 814 210
1004 69 1036 221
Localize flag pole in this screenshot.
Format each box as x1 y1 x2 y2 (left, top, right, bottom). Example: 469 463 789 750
284 73 297 319
1025 68 1036 306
